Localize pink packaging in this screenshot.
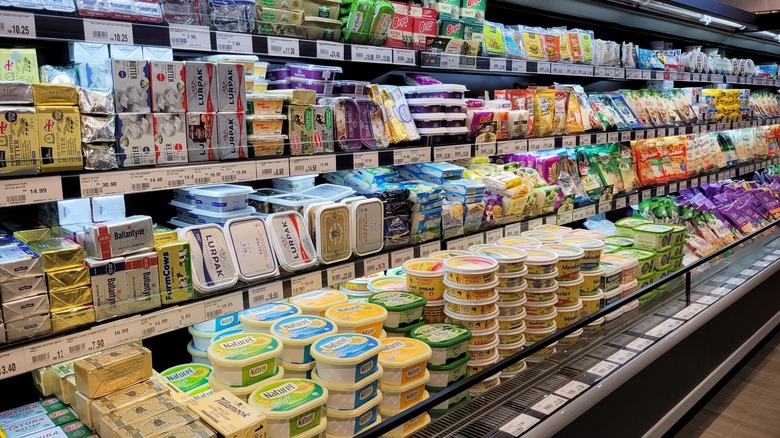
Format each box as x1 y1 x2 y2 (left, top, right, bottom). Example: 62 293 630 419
413 18 438 51
409 5 438 19
386 13 414 48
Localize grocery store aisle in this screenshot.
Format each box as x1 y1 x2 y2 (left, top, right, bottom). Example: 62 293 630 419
673 329 780 437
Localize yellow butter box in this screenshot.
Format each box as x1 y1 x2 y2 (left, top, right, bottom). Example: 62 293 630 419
50 363 75 404
46 265 90 292
51 304 95 332
154 224 179 246
74 344 153 398
50 286 92 312
0 48 40 83
90 379 170 422
187 391 268 438
0 106 40 176
99 395 180 438
36 106 83 173
157 240 194 304
114 405 199 438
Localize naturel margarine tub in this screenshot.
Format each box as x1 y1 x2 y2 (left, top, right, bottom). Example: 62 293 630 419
498 236 542 249
280 359 316 379
161 363 213 393
402 258 445 301
323 391 382 436
239 303 302 334
324 302 388 337
559 236 604 272
249 379 328 438
632 224 674 251
311 364 383 410
384 320 426 339
443 255 499 285
379 369 430 410
600 254 639 285
369 292 425 328
378 338 432 386
614 217 653 238
207 333 283 386
410 323 471 366
208 366 285 402
189 325 223 351
366 276 407 294
380 410 430 438
292 289 349 316
428 249 471 260
469 245 527 273
427 351 470 387
310 334 382 384
271 316 338 364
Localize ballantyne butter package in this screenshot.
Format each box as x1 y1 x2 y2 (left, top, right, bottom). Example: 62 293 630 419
74 344 153 398
84 215 155 259
157 240 194 304
125 251 161 312
87 256 129 321
187 391 269 438
36 106 82 173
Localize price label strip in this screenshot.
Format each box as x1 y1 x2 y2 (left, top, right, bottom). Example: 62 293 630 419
290 155 336 176
327 263 356 286
204 292 244 319
391 248 414 268
0 11 36 39
353 151 379 169
169 25 211 51
216 32 253 54
291 271 322 296
393 49 416 66
83 19 133 44
0 176 63 207
247 281 284 306
419 241 440 257
363 254 389 275
267 37 299 57
256 158 289 180
317 41 344 60
352 46 392 63
79 172 130 197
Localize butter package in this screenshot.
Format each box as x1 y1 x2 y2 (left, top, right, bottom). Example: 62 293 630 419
125 251 161 312
0 106 40 176
312 104 335 153
28 238 85 271
74 344 153 398
114 406 199 438
84 215 155 259
153 224 179 246
70 391 93 429
51 364 75 403
89 379 170 423
98 395 179 438
36 106 83 173
217 63 246 112
117 113 155 167
150 372 191 405
32 365 64 397
151 61 186 113
186 391 268 438
185 61 218 113
76 63 113 91
64 375 77 406
69 42 108 63
0 48 40 83
25 421 99 438
1 293 49 322
5 314 52 342
87 257 129 321
46 199 92 226
0 81 33 105
46 265 90 293
0 397 67 426
153 113 188 164
13 229 52 244
0 408 79 438
91 195 126 222
144 47 174 62
216 112 247 160
109 44 144 60
273 89 316 105
287 105 316 155
0 320 5 342
156 422 216 438
157 240 194 304
1 275 47 302
31 84 79 106
112 59 151 113
51 305 96 332
186 112 216 162
50 286 92 312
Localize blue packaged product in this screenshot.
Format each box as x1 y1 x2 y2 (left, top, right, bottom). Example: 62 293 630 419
443 178 486 195
419 162 465 178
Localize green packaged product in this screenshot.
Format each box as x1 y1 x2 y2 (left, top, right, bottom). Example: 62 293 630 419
460 0 486 24
434 0 460 20
367 1 395 45
439 19 464 38
341 0 375 44
482 22 506 57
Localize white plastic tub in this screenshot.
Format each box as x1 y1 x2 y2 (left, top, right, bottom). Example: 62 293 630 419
312 365 383 411
410 323 471 366
271 316 338 364
269 194 322 214
239 303 302 334
207 332 282 386
324 392 382 436
189 184 253 212
279 359 316 379
207 366 285 402
426 352 470 387
191 206 256 226
193 312 240 333
300 184 355 202
292 289 349 316
170 200 198 224
225 217 279 281
310 334 382 384
160 363 213 393
179 224 239 294
188 341 210 365
368 292 425 328
266 211 318 272
273 174 318 192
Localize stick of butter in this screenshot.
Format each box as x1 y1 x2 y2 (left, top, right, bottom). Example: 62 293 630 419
114 405 199 438
186 391 268 438
98 395 179 438
74 344 153 398
89 379 169 424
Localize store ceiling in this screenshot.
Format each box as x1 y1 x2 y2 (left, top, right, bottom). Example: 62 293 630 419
717 0 780 13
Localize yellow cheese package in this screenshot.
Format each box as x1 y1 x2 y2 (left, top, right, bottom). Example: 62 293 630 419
32 84 79 106
0 48 40 83
36 105 83 173
49 285 92 312
157 240 194 304
98 395 180 438
114 405 199 438
533 88 555 137
46 264 90 292
0 106 40 176
51 304 96 332
90 379 170 423
187 391 269 438
28 237 85 271
74 344 153 398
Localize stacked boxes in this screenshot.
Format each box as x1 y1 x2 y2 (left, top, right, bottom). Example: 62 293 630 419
0 243 47 342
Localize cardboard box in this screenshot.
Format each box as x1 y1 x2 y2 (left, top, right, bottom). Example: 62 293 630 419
5 314 51 342
386 13 413 49
89 379 169 423
0 398 67 426
36 106 82 173
84 215 155 259
0 48 40 83
151 61 186 113
76 63 113 91
25 421 99 438
91 195 126 222
0 106 40 175
68 42 108 64
409 5 437 18
109 44 144 60
48 199 92 226
116 113 155 167
111 59 151 113
125 251 161 313
186 112 217 162
153 113 188 164
87 257 129 321
0 408 79 438
413 17 438 50
184 61 218 113
216 63 246 112
187 391 268 438
216 112 247 160
143 47 174 61
157 240 194 304
74 344 153 398
63 375 77 406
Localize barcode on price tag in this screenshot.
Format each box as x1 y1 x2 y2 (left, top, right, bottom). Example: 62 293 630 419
268 37 299 57
499 414 539 435
615 197 627 209
248 281 284 306
363 254 389 275
204 292 244 319
475 142 496 157
497 139 528 154
80 172 129 197
440 54 459 69
554 381 590 399
290 155 336 175
291 272 322 296
504 222 523 237
393 49 416 66
490 58 507 71
169 25 210 50
0 176 63 207
447 237 468 251
84 19 133 44
485 228 504 243
140 307 181 338
606 349 636 365
327 263 356 286
177 302 206 328
317 41 344 60
0 11 36 39
530 395 568 415
216 32 253 53
391 248 414 268
419 241 440 257
587 360 618 377
352 46 392 63
353 151 378 169
512 60 527 72
256 158 289 179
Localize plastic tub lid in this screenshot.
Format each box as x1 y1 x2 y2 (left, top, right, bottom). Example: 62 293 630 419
466 353 500 368
443 255 499 275
342 271 383 288
190 207 256 221
415 84 468 93
239 303 302 328
582 266 605 276
188 325 221 340
410 323 471 348
496 280 528 294
524 296 559 309
497 324 526 336
324 390 383 418
634 224 674 233
324 303 388 328
170 199 195 210
524 284 558 294
310 334 382 365
160 363 213 392
523 308 558 321
524 269 558 280
523 249 559 265
384 320 426 335
524 324 557 335
615 217 653 228
624 278 639 288
425 299 446 308
276 175 318 182
556 299 583 312
498 236 542 249
600 262 621 276
248 379 328 419
444 306 499 321
603 236 634 247
379 406 431 437
442 292 499 307
187 341 208 358
603 287 622 299
581 289 605 300
247 93 287 100
497 295 527 308
300 184 355 202
441 98 466 106
614 248 656 261
287 62 342 73
402 258 445 277
248 134 288 143
225 216 279 282
268 194 321 207
539 244 585 260
467 336 499 352
179 224 239 292
602 254 640 268
379 369 430 393
429 250 471 260
406 98 445 106
443 277 499 291
369 292 426 312
213 328 244 344
426 352 471 372
340 287 373 297
521 230 563 242
270 316 338 346
464 320 500 337
411 112 446 121
444 113 467 120
378 338 432 369
367 276 408 293
291 289 349 311
469 245 527 264
208 366 284 396
559 236 605 250
189 184 253 199
246 114 287 121
558 274 584 286
311 364 384 391
588 317 606 326
207 333 282 368
280 359 317 372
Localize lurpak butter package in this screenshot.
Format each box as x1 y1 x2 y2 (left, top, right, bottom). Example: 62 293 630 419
36 106 83 173
84 215 154 259
125 251 161 312
116 113 155 167
157 240 194 304
185 61 218 112
0 408 79 438
6 314 51 342
178 225 238 295
114 405 199 438
153 113 188 164
187 391 268 438
186 112 216 162
51 305 96 332
87 257 129 321
0 397 67 426
89 379 170 422
28 238 85 271
216 63 246 112
112 59 151 113
74 344 153 398
151 61 186 113
216 112 247 160
46 265 90 293
0 245 44 281
0 106 40 176
98 395 179 438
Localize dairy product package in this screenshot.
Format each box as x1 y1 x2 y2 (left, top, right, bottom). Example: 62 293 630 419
187 391 268 438
28 238 85 271
87 257 129 321
0 246 44 281
109 44 144 59
224 217 278 281
154 224 180 246
49 286 92 312
0 320 4 343
266 211 318 272
69 42 108 63
0 48 40 83
216 111 247 160
157 240 194 304
98 395 179 438
89 379 169 423
0 81 33 105
0 397 67 426
51 304 96 332
81 114 116 143
2 293 50 322
0 275 47 302
74 344 153 398
31 84 79 106
82 143 119 171
151 61 186 113
48 198 92 226
22 421 99 438
125 251 161 312
77 88 114 114
111 59 151 113
185 61 218 112
217 63 246 112
144 47 174 61
0 106 40 176
84 215 155 259
0 408 79 438
91 195 126 222
5 314 51 342
31 364 68 397
156 422 216 438
153 113 188 164
117 113 155 167
36 106 82 173
46 265 90 293
186 112 217 162
76 63 113 91
178 224 238 294
70 390 92 428
113 405 199 438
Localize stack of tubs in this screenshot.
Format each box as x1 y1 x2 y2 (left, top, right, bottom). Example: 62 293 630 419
369 291 427 338
324 302 388 339
170 184 256 227
540 243 586 345
403 258 447 323
377 338 436 422
207 331 285 402
270 315 337 381
522 247 560 362
410 323 473 405
187 312 241 365
560 236 607 333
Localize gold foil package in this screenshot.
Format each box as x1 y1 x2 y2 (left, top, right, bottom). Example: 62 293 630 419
28 238 85 271
31 84 79 106
49 286 92 312
46 265 90 292
51 305 96 332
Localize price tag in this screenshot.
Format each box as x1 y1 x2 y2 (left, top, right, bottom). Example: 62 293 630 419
572 208 588 221
512 60 527 73
497 139 528 154
502 222 521 237
606 349 636 365
485 228 504 243
393 49 416 66
79 172 129 197
635 130 646 140
594 66 606 77
0 348 25 378
595 133 607 144
439 54 459 69
222 162 256 183
352 46 392 63
84 19 133 44
615 197 627 210
407 147 430 164
528 138 553 151
316 41 344 60
434 144 470 161
169 25 210 50
645 319 683 338
668 182 678 193
530 395 568 415
537 62 551 74
626 338 654 351
140 307 181 338
391 248 414 268
290 155 336 175
465 233 484 247
291 272 322 296
127 169 164 193
177 302 206 328
255 158 289 180
327 263 356 286
557 210 574 225
673 303 708 320
247 281 284 307
475 142 496 157
353 151 379 169
26 338 67 369
607 132 619 143
642 70 652 80
204 292 244 319
447 237 468 251
629 194 639 206
578 134 593 146
104 316 142 346
363 254 389 275
0 11 36 39
612 67 625 78
598 201 612 214
490 58 507 71
555 381 591 399
656 185 666 196
419 241 441 257
620 131 631 142
267 37 299 57
641 189 652 200
551 63 565 74
499 414 539 435
216 32 253 53
0 176 63 207
587 360 618 377
562 136 576 148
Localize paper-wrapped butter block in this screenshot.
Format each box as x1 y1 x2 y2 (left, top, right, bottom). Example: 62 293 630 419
74 344 153 398
89 379 169 422
84 215 154 259
98 395 179 438
187 391 268 438
114 405 199 438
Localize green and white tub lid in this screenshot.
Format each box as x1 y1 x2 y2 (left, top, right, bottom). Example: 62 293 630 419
160 363 213 393
208 333 282 366
634 223 673 233
615 217 653 228
271 316 337 344
614 248 656 260
249 379 328 419
369 291 426 312
410 323 472 348
603 236 634 247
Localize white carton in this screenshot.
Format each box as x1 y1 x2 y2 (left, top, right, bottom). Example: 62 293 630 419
91 195 126 222
87 257 130 321
111 59 151 113
116 113 155 167
186 112 216 162
151 61 186 113
125 251 161 313
153 113 188 164
84 215 155 259
184 61 218 113
52 199 93 226
216 112 247 160
109 44 144 60
69 42 109 63
216 63 246 112
143 47 174 61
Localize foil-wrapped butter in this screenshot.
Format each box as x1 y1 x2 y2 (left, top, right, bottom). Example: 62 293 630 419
5 314 51 342
78 88 115 115
81 114 116 143
46 264 90 292
89 379 169 422
49 285 92 312
0 275 47 302
0 81 33 104
98 395 179 438
32 84 79 106
74 344 153 398
51 304 95 333
28 238 85 271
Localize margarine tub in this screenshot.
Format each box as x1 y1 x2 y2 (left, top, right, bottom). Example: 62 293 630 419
600 262 622 292
225 216 279 281
539 244 584 281
604 307 624 322
580 289 604 315
655 265 671 282
497 296 527 317
559 237 604 272
402 258 445 301
604 236 634 248
558 327 584 346
524 296 558 316
637 271 655 288
312 364 383 410
523 325 556 344
369 292 425 328
469 245 527 273
525 270 558 290
249 379 328 438
497 266 528 288
521 230 562 244
602 244 619 254
670 224 687 245
496 281 527 302
523 309 557 330
427 351 470 387
292 289 349 316
207 333 283 386
615 217 653 238
341 287 373 300
600 287 622 309
444 293 499 317
161 363 213 392
186 384 215 400
423 299 446 323
671 255 684 271
213 328 244 344
323 391 382 436
613 248 655 279
444 278 499 301
497 325 526 345
554 299 582 328
189 325 223 351
534 224 573 235
386 267 405 276
470 373 501 395
380 410 430 438
193 312 241 332
653 248 672 270
498 236 542 249
281 359 316 379
525 284 557 303
443 255 499 285
556 275 583 306
429 250 471 260
208 366 285 402
497 311 527 331
384 320 426 338
325 303 387 337
671 243 684 258
378 338 432 386
466 354 499 376
568 229 607 241
497 339 526 360
379 369 430 410
239 303 302 333
410 323 471 365
310 334 382 384
580 267 603 292
466 322 499 347
366 276 407 293
500 360 527 378
468 336 499 362
342 272 383 292
523 249 559 275
188 341 210 365
622 278 640 297
445 313 499 333
600 254 638 285
632 224 674 251
179 224 239 294
272 316 338 364
584 316 605 332
428 387 470 414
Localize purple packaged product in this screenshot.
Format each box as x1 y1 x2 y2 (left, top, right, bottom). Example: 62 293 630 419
407 99 443 113
537 155 561 184
738 198 766 224
445 118 466 128
356 98 390 148
482 192 502 225
267 68 290 81
413 115 444 129
721 204 752 232
291 78 333 95
442 99 466 113
334 81 369 95
755 190 780 215
287 63 341 81
404 73 442 86
268 79 293 90
333 97 361 151
415 87 464 99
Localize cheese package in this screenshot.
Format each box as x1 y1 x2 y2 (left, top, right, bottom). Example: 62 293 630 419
157 240 194 304
0 408 79 438
2 294 50 322
186 112 217 162
74 344 153 398
36 106 83 173
186 391 268 438
216 63 246 112
0 398 67 426
125 251 161 312
112 59 151 113
31 84 79 106
46 265 90 293
156 422 216 438
114 405 199 438
84 215 155 259
185 61 218 112
178 225 238 294
153 113 188 164
23 421 99 438
0 275 47 302
116 113 155 167
5 314 51 342
216 112 247 160
51 305 96 332
0 48 40 83
49 286 92 312
98 395 179 438
89 379 170 422
28 238 85 271
87 257 129 321
151 61 186 113
0 106 40 176
0 246 44 280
